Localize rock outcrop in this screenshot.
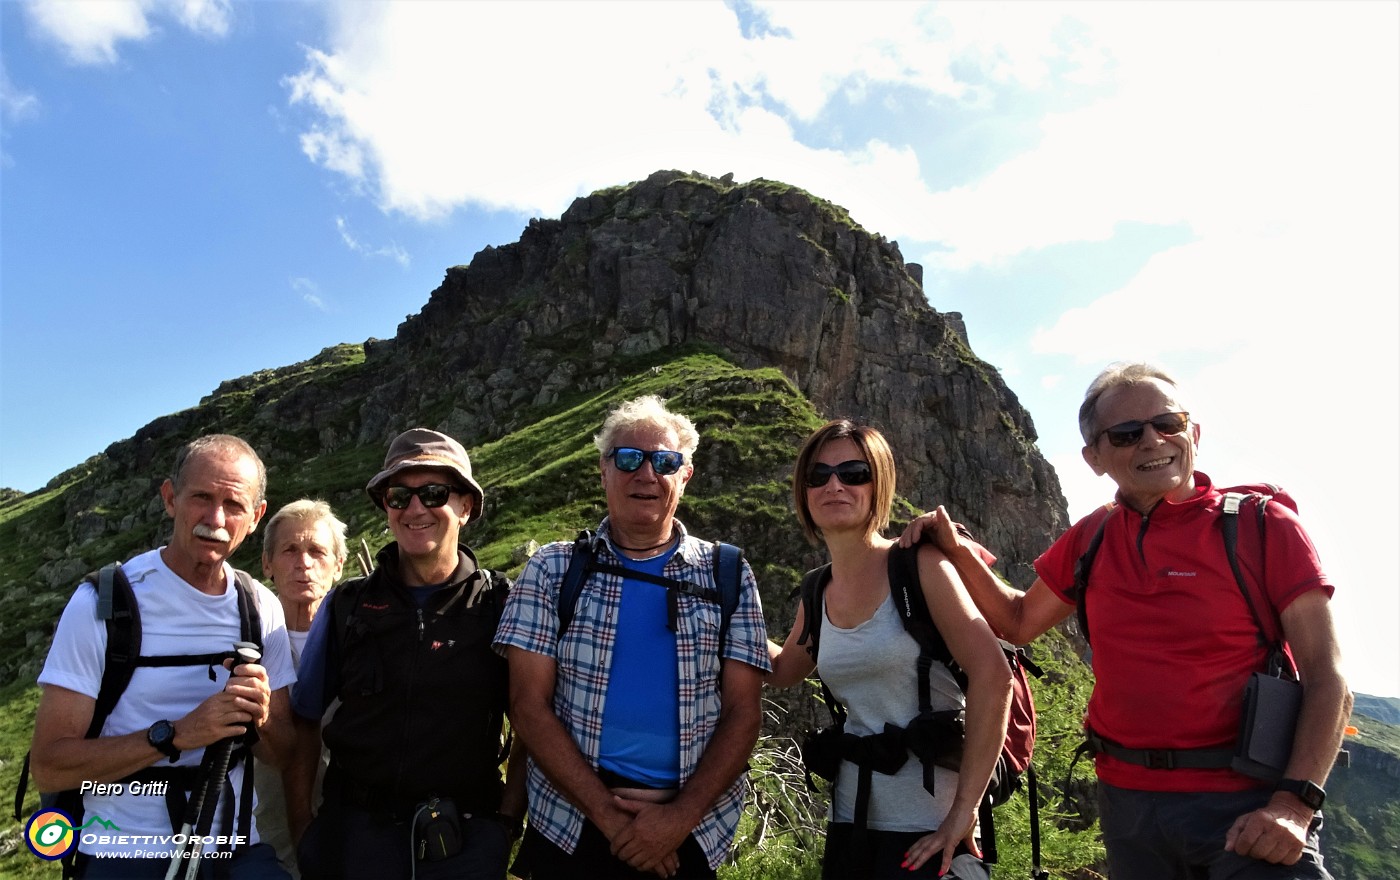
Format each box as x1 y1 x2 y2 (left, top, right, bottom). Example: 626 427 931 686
16 170 1066 594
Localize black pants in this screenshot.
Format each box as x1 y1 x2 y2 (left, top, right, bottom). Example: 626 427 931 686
297 802 509 880
512 822 714 880
822 823 986 880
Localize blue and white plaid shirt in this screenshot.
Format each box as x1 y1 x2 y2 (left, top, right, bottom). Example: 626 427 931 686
493 518 771 868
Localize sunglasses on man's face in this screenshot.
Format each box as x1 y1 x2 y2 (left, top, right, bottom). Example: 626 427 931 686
609 447 686 476
382 483 457 510
1095 411 1191 448
805 459 873 488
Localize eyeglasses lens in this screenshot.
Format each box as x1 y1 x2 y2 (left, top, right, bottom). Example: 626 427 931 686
806 460 873 487
611 447 684 476
1104 412 1190 447
384 484 454 509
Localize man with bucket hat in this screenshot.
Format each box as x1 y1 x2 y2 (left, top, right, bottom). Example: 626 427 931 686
288 428 526 879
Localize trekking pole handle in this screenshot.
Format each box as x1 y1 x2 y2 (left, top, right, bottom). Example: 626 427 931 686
231 641 261 667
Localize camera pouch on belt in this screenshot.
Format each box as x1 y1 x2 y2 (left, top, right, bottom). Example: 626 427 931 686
413 797 464 862
1231 672 1302 781
800 725 845 787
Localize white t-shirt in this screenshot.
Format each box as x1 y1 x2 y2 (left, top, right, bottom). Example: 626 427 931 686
38 548 297 857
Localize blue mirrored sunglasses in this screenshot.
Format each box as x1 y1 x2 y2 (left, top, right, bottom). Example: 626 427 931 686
609 447 686 476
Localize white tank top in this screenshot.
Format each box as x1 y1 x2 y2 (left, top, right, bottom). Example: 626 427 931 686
820 590 964 831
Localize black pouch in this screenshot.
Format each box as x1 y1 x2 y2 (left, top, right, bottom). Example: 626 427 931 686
800 726 845 787
413 797 464 862
904 709 966 773
1231 672 1302 781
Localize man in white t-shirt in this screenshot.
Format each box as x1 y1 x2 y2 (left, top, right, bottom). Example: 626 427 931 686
253 499 347 878
31 434 297 879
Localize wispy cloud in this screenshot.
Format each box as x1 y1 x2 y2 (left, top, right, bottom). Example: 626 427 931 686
23 0 232 66
334 216 409 267
0 63 40 123
290 276 327 312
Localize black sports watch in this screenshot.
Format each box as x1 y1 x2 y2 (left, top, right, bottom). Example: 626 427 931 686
147 720 181 763
1275 778 1325 811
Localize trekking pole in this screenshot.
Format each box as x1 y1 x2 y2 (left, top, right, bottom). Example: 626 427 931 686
164 641 261 880
163 748 217 880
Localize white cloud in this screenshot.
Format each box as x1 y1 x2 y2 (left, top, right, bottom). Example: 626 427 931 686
283 1 1093 223
290 276 326 312
0 63 41 122
334 216 409 267
23 0 231 66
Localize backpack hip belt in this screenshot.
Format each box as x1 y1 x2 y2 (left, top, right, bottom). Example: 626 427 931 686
1082 725 1234 771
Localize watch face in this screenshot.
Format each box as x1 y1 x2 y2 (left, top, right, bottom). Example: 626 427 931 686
150 721 173 744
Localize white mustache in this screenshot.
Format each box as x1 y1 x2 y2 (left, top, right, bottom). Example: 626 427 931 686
193 524 232 542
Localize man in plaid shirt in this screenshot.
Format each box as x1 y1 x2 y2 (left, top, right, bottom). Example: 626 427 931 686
495 395 770 879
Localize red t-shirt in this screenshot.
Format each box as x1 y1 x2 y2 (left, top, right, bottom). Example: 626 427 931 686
1035 472 1332 791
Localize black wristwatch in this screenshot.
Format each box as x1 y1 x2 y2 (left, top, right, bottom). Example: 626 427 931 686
147 720 181 763
1275 778 1326 811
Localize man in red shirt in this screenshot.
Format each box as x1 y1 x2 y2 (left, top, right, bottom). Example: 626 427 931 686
904 361 1350 879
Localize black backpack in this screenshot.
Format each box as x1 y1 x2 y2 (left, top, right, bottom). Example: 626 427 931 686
556 530 745 657
13 562 264 877
797 543 1044 872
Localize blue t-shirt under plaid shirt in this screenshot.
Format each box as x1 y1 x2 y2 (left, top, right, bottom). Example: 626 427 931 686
492 518 771 869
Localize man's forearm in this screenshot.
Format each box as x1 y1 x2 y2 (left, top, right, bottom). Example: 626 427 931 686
512 696 618 827
1285 670 1353 788
33 730 173 793
669 664 764 830
251 689 293 769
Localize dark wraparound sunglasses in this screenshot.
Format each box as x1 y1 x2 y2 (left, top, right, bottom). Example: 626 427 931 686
609 447 686 476
1095 411 1191 448
383 483 458 509
805 459 873 488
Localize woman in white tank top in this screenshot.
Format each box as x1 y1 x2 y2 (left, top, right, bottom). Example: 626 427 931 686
766 421 1013 879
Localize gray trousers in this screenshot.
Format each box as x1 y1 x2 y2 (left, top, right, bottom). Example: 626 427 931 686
1098 782 1333 880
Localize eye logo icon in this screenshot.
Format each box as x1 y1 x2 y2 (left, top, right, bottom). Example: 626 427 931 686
25 808 76 859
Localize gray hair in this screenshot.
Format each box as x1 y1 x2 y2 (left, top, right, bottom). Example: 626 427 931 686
1078 362 1182 445
171 434 267 505
593 395 700 459
262 499 348 564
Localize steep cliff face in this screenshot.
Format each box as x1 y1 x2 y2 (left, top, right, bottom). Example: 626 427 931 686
14 171 1065 600
381 170 1068 584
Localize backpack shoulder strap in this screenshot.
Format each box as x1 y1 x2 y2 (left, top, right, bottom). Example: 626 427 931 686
327 575 370 661
231 569 264 653
795 564 833 662
887 544 954 712
91 562 140 739
711 541 744 657
556 530 598 639
1221 492 1285 649
1069 503 1117 646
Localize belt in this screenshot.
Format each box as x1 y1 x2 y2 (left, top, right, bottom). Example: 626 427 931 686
1084 727 1235 770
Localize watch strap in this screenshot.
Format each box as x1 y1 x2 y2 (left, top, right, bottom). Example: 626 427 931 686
1275 777 1325 810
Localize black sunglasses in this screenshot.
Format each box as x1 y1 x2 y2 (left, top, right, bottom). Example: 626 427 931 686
382 483 458 510
1095 411 1191 448
609 447 686 476
805 459 873 488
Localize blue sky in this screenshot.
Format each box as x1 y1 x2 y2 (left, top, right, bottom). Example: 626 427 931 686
2 1 1396 697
